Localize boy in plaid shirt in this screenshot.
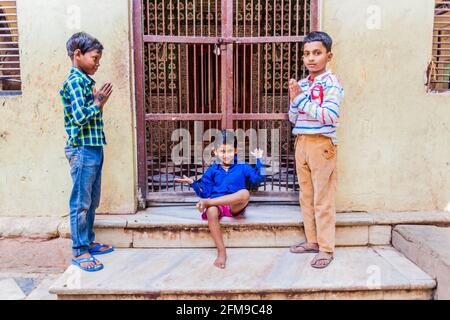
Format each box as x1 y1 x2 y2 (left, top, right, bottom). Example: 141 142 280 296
60 32 113 272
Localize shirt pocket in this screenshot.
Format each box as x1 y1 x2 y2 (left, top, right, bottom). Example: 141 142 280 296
83 86 94 102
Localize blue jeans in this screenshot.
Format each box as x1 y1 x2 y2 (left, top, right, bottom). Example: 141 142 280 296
64 145 104 257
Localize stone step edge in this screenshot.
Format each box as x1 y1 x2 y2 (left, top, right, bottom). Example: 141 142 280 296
1 211 448 240
50 285 436 297
54 290 434 300
93 211 450 230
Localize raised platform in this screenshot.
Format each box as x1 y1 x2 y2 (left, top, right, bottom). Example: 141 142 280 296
49 246 435 300
393 225 450 299
56 205 450 249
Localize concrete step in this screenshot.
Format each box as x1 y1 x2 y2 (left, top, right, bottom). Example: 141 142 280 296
393 225 450 299
49 246 435 300
62 206 448 249
84 205 389 248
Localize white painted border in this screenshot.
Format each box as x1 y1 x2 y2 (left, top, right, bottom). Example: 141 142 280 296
317 0 323 30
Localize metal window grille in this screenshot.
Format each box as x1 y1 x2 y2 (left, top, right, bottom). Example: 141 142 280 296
427 0 450 92
0 0 21 93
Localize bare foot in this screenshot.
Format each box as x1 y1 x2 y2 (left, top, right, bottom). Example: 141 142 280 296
196 199 211 213
214 252 227 269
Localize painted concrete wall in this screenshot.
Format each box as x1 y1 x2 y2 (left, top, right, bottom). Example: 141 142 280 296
0 0 137 217
323 0 450 212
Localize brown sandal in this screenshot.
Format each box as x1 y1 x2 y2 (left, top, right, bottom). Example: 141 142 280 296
311 254 334 269
289 242 320 254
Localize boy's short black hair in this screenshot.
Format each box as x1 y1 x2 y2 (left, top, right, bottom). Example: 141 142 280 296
304 31 333 52
66 32 104 59
214 129 238 149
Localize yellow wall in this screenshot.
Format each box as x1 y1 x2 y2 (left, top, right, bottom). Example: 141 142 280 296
1 0 449 217
323 0 450 211
0 0 136 217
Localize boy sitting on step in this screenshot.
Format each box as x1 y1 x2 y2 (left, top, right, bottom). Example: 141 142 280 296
175 130 265 269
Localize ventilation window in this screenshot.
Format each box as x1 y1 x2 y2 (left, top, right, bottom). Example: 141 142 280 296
0 0 21 94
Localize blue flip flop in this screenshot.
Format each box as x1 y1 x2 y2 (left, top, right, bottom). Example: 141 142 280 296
89 243 114 256
72 256 104 272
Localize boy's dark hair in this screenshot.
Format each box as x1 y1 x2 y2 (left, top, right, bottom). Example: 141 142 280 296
66 32 104 59
214 129 238 149
304 31 333 52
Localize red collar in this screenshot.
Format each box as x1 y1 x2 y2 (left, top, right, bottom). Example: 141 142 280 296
308 70 331 83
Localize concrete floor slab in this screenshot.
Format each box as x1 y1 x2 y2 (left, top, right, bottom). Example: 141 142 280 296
49 247 435 299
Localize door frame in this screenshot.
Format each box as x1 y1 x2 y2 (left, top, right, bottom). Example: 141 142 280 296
133 0 319 206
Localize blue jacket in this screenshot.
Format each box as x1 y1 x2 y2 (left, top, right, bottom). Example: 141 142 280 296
191 158 265 199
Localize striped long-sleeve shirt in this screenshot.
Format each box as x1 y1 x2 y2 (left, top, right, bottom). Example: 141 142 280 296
288 70 344 145
60 67 106 147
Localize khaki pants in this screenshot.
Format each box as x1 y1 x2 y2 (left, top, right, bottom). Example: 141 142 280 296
295 134 337 253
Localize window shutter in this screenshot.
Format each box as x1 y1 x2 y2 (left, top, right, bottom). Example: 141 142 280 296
0 0 21 93
428 0 450 92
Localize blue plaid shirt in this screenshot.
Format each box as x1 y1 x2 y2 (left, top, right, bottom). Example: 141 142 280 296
60 67 106 147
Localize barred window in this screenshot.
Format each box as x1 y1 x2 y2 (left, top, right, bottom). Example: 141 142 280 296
0 0 21 94
427 0 450 92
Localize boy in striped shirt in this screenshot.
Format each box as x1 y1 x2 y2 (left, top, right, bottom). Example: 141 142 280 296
288 31 344 269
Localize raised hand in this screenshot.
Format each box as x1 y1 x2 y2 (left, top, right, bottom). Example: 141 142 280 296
288 79 303 101
250 148 264 159
174 175 194 184
94 82 113 111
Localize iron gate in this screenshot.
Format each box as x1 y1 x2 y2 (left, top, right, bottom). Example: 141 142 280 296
133 0 318 204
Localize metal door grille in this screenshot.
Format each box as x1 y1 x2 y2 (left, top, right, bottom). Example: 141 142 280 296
133 0 318 204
